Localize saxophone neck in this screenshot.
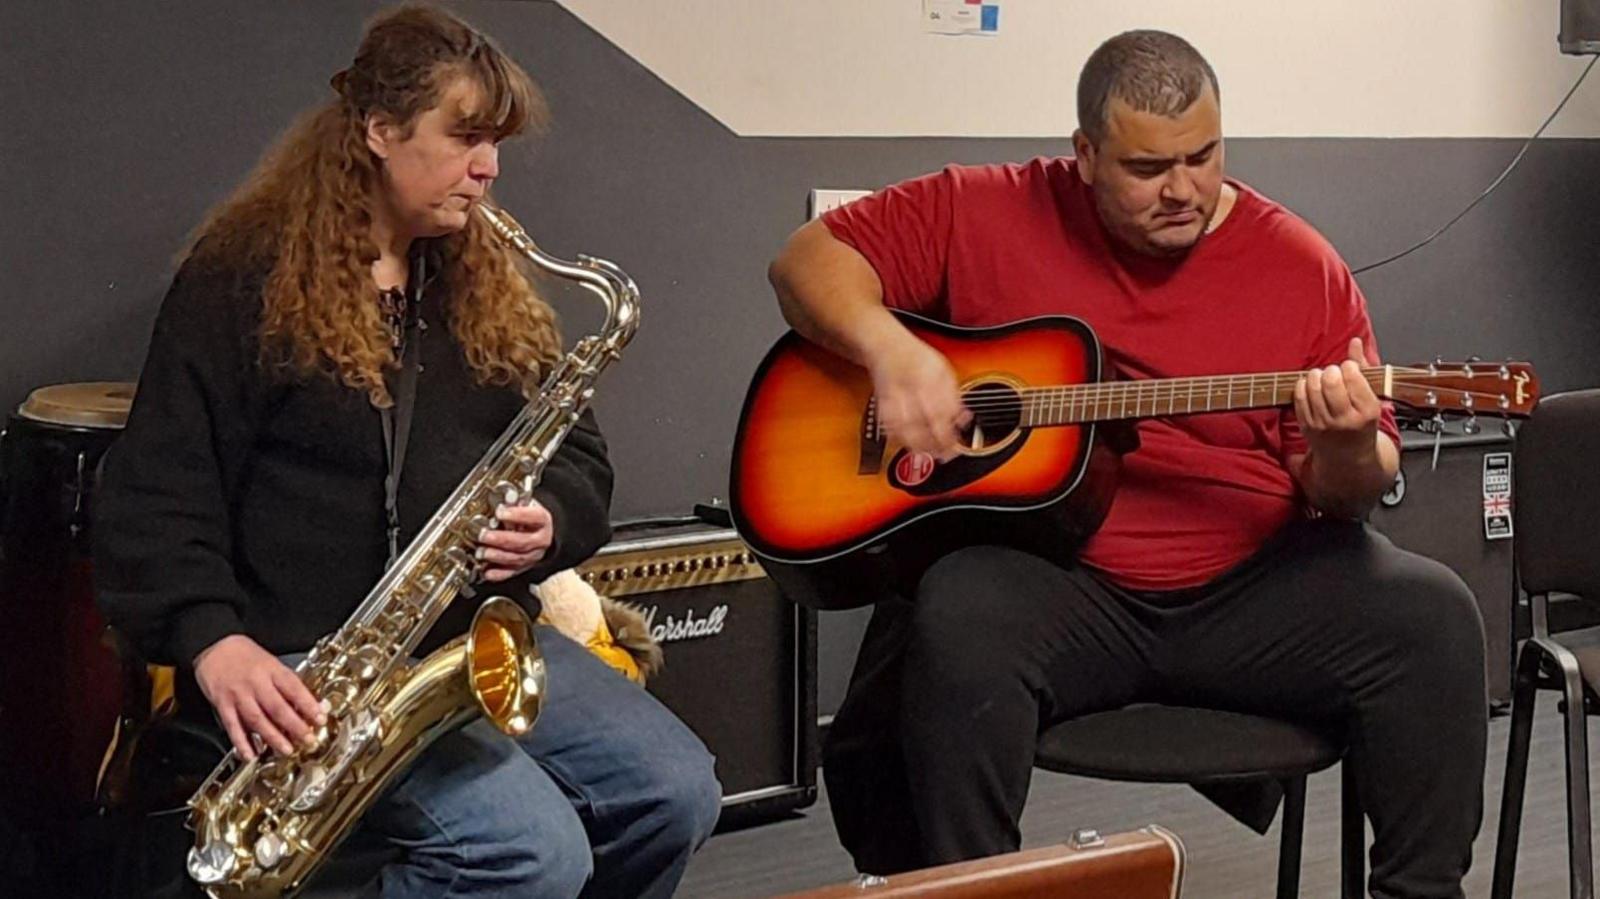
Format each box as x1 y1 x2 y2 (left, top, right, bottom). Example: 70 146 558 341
473 202 640 351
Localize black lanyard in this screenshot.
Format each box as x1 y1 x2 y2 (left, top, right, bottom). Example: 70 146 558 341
379 252 427 567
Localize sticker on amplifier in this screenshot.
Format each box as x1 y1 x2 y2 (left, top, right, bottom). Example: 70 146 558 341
1482 452 1512 541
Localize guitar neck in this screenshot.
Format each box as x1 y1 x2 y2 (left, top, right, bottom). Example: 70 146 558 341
1009 367 1394 427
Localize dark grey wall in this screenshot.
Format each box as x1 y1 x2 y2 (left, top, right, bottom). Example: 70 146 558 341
6 0 1599 716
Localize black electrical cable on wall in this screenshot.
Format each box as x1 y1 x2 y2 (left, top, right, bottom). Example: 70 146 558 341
1351 55 1599 276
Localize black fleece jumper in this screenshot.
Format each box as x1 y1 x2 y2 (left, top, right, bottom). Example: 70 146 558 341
94 247 613 669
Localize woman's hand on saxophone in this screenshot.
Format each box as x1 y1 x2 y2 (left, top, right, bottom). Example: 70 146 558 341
194 634 327 761
476 499 554 582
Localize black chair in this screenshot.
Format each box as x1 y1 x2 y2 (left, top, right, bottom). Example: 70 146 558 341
1492 389 1600 899
1036 704 1364 899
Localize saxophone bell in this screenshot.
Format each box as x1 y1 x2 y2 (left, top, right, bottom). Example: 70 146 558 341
464 595 545 736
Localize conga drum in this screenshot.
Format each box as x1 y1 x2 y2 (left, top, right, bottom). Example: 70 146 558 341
0 382 135 824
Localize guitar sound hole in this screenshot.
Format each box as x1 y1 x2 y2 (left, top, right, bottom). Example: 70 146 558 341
962 381 1022 450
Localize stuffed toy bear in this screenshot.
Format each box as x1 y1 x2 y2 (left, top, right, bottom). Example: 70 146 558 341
533 569 663 685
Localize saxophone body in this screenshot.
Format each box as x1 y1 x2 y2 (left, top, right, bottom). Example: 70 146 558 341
185 204 641 898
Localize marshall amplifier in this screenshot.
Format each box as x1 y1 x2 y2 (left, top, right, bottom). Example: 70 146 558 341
574 521 818 827
1368 423 1516 708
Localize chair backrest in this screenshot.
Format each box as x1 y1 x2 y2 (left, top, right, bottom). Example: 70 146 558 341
1514 388 1600 600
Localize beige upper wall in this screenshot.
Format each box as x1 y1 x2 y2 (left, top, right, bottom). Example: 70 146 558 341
557 0 1600 138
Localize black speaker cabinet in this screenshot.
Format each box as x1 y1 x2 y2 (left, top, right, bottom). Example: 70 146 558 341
574 523 818 828
1563 0 1600 54
1368 427 1516 708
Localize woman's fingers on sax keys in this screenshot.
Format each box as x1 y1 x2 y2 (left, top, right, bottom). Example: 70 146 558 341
217 703 256 761
475 501 552 578
273 666 328 729
236 695 296 758
270 668 325 749
257 688 312 751
232 671 323 759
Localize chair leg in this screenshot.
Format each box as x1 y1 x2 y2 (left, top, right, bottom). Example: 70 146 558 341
1276 776 1307 899
1555 644 1595 899
1492 640 1545 899
1341 761 1364 899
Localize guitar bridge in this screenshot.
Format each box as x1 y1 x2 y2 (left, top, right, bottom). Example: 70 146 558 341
859 397 885 475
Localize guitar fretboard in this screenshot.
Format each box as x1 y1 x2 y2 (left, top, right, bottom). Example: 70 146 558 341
968 368 1391 427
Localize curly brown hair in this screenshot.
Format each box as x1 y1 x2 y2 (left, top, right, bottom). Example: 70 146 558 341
187 4 559 406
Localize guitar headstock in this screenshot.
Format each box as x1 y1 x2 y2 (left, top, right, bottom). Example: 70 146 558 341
1383 361 1540 418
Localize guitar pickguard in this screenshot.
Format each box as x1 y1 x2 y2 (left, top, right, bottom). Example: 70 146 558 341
880 376 1031 496
886 436 1029 496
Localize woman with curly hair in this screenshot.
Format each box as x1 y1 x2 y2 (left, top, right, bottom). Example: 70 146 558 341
94 6 720 897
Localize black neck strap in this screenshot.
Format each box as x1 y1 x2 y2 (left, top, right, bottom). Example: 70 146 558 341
379 251 428 567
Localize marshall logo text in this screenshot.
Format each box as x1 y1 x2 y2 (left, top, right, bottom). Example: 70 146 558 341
643 604 729 644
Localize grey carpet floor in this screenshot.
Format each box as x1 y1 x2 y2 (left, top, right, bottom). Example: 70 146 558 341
678 699 1595 898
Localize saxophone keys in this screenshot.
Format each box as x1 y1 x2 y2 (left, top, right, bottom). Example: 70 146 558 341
187 839 238 885
383 607 421 635
287 761 332 812
304 721 331 754
446 546 477 575
255 758 293 793
320 677 359 717
513 452 541 475
492 480 520 506
351 644 386 682
253 830 292 870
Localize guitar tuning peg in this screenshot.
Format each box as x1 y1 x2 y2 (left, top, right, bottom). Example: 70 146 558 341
1502 419 1518 438
1463 415 1481 436
1467 354 1483 363
1499 364 1511 379
1429 357 1441 374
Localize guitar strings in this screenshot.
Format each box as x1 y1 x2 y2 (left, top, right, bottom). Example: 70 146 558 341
947 369 1516 414
863 366 1525 439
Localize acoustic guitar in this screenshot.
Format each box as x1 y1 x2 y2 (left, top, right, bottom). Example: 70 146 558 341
729 312 1539 610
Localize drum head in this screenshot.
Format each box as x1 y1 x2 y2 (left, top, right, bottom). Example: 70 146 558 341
17 382 135 429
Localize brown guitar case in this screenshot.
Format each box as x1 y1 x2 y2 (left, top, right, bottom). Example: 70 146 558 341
771 826 1185 898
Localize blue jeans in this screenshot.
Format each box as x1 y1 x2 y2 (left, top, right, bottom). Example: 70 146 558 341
356 626 722 898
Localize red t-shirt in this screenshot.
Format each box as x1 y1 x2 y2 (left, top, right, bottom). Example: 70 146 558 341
822 157 1398 591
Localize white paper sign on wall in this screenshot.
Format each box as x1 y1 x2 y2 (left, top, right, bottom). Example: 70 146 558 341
923 0 999 36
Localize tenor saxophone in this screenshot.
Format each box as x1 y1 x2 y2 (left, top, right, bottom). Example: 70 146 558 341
184 204 640 898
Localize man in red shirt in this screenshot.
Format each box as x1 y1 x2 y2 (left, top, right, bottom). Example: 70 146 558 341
768 30 1484 899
